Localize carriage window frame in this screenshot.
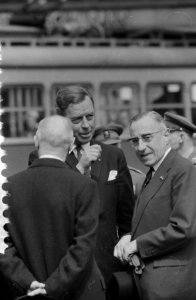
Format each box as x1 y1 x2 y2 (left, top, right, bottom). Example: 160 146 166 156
100 82 140 116
191 83 196 104
190 83 196 126
99 82 141 140
146 81 185 116
1 84 44 144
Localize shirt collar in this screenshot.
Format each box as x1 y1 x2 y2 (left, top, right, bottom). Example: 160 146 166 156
39 154 64 162
69 142 90 154
153 147 171 172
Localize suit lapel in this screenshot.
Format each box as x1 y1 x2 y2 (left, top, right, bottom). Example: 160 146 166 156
132 150 176 236
91 157 102 180
90 140 103 180
29 158 67 169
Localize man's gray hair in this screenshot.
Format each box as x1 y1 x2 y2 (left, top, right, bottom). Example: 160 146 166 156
130 111 166 129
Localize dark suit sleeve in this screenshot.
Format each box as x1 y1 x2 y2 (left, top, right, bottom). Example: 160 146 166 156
116 150 135 237
44 179 99 299
0 186 36 294
137 165 196 258
0 237 36 294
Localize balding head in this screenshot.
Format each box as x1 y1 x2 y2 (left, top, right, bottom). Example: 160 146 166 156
35 115 74 160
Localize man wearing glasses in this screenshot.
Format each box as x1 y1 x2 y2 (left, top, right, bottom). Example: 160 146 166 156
114 111 196 300
164 111 196 164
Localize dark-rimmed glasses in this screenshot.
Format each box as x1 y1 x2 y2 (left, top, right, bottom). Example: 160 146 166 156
169 128 183 133
129 129 164 147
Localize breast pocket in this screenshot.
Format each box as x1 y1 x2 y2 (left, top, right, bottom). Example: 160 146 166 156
105 179 118 185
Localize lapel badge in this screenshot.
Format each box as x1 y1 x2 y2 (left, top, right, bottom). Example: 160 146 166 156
160 176 164 181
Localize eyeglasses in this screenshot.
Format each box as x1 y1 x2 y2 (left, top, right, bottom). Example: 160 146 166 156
169 128 183 133
129 129 164 147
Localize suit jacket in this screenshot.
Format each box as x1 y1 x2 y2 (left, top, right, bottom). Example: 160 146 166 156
0 158 105 300
28 141 135 285
132 150 196 300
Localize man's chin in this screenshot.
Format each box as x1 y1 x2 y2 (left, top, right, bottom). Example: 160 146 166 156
77 136 92 144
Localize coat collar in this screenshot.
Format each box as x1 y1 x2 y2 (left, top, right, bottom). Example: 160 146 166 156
89 140 103 180
188 147 196 161
132 150 177 236
29 157 67 169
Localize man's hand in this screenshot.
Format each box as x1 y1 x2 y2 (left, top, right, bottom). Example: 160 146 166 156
27 281 46 297
114 234 131 262
76 144 101 174
114 239 138 263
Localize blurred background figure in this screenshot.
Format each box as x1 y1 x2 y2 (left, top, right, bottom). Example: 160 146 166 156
164 112 196 164
93 123 145 198
23 110 40 137
118 110 132 141
93 123 123 147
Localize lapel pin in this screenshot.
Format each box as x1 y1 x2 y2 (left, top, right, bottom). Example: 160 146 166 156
160 176 164 181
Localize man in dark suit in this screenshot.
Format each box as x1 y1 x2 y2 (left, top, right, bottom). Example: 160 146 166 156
114 111 196 300
0 115 105 300
29 86 135 289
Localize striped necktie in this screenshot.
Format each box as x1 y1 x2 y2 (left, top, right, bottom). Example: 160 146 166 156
142 167 154 189
76 145 82 161
75 145 91 177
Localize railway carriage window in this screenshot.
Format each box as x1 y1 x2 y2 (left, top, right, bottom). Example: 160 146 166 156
51 83 94 114
1 85 44 138
191 83 196 125
100 83 140 140
146 83 184 116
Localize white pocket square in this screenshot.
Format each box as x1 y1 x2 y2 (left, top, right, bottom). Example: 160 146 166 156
108 170 118 181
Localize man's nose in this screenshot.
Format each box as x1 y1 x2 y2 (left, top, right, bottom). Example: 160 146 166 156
81 117 90 128
137 138 146 151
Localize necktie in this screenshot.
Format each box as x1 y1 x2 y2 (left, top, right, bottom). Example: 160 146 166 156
76 145 91 177
142 167 154 189
76 145 82 161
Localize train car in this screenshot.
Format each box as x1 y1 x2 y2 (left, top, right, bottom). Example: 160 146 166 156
1 3 196 177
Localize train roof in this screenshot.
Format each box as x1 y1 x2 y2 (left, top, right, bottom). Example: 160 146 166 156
1 0 196 12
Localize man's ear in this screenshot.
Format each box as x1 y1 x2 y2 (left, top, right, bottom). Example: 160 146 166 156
164 128 170 137
179 131 184 143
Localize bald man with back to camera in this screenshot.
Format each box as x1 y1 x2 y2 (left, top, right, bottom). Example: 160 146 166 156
0 115 105 300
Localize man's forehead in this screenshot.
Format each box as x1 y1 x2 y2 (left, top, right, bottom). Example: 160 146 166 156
66 99 94 117
130 116 158 133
